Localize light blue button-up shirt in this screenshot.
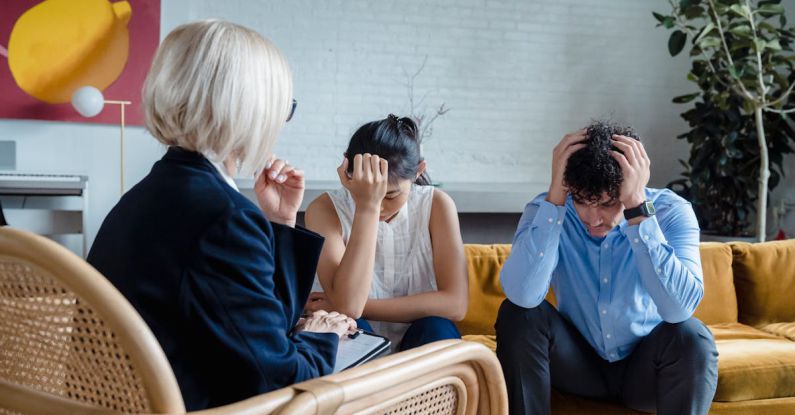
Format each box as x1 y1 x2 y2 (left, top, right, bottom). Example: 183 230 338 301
500 188 704 362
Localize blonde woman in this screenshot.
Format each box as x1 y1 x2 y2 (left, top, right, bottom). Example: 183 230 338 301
88 20 354 410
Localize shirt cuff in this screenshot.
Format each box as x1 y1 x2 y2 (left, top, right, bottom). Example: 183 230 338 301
621 216 667 250
530 200 567 230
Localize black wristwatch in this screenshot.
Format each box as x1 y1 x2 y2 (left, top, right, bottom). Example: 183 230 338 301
624 200 656 220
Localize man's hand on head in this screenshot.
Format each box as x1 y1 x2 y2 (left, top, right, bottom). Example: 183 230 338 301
547 130 587 206
610 135 651 219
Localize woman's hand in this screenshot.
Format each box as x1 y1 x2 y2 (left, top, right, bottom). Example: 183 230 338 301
336 154 388 213
296 310 357 338
255 157 304 227
304 291 333 314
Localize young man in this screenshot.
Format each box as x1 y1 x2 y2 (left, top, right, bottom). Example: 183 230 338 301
496 121 718 415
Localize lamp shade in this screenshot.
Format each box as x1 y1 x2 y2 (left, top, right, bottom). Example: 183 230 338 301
71 86 105 117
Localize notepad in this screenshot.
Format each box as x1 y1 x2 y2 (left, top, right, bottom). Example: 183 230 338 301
333 330 391 373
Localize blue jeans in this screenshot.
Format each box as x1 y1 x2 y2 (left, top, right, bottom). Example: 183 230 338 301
356 316 461 352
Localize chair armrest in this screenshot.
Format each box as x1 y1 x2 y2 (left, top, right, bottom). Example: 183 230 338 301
274 339 507 415
191 388 297 415
1 341 507 415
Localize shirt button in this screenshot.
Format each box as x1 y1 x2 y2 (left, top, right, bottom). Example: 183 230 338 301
539 251 544 257
610 352 617 358
548 217 553 223
603 244 609 249
557 220 562 225
633 238 639 243
606 333 612 339
601 309 607 315
602 277 608 284
656 268 662 273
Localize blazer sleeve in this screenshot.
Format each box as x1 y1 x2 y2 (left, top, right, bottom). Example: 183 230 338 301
181 206 338 393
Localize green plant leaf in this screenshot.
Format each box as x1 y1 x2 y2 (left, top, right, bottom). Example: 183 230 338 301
765 39 783 50
759 22 778 33
664 16 676 29
669 30 688 56
652 11 667 24
694 22 716 44
731 38 754 51
754 38 766 52
685 5 705 19
689 45 704 56
699 36 722 48
729 24 753 38
758 4 785 16
673 92 701 103
729 4 750 18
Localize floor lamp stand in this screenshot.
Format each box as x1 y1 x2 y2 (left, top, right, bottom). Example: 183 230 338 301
105 100 131 196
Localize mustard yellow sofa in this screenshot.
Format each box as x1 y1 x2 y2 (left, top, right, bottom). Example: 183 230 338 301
458 240 795 414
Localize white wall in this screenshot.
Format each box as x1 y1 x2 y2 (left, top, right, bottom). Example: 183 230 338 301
770 3 795 237
2 0 794 247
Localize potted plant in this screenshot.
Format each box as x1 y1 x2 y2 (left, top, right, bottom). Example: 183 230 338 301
655 0 795 241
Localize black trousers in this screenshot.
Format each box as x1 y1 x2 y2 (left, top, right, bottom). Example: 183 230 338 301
495 299 718 415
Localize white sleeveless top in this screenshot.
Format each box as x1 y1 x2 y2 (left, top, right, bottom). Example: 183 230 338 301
312 184 438 351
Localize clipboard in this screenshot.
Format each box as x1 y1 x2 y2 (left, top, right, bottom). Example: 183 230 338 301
333 330 391 373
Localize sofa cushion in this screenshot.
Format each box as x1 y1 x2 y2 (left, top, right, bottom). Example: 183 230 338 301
458 243 737 335
759 322 795 342
712 323 795 402
694 243 738 325
458 244 511 336
465 322 795 402
732 240 795 326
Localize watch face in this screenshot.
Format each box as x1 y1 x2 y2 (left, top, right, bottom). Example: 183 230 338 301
642 201 656 216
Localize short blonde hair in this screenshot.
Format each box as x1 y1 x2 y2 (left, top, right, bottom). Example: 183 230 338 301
143 20 292 175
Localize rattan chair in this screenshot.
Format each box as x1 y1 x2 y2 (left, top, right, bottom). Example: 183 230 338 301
0 226 184 414
0 227 508 415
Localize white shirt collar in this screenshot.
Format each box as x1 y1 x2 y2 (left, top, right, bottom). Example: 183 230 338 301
210 160 239 192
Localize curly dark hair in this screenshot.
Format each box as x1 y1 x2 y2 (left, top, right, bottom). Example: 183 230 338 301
564 120 639 204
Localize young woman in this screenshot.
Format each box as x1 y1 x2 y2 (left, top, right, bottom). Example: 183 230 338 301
304 114 468 352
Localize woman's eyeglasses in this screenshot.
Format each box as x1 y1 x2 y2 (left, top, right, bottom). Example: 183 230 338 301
286 99 297 122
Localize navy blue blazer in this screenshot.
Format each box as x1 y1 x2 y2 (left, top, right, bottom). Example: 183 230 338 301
88 147 337 410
